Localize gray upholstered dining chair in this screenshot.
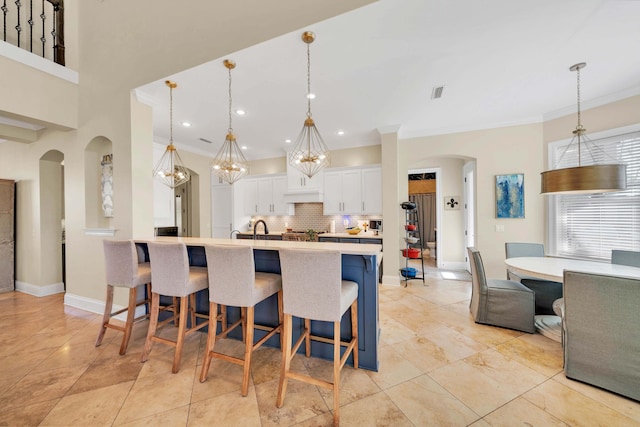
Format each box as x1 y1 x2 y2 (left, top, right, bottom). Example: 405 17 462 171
563 270 640 401
505 242 563 315
468 247 535 333
199 244 283 397
96 240 153 355
276 248 358 427
141 242 209 373
611 249 640 267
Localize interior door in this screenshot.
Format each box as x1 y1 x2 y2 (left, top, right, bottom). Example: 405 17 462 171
212 184 232 238
463 162 476 272
0 179 15 293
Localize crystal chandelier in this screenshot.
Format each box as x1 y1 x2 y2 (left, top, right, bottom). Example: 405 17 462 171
152 80 191 189
211 59 249 184
288 31 330 178
541 62 626 194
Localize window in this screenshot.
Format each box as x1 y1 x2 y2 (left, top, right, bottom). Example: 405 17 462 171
548 128 640 261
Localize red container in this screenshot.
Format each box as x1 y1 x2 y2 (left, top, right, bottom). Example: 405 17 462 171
402 248 421 258
405 224 416 231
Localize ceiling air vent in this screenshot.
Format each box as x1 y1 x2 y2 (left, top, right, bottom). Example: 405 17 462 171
199 138 213 144
431 85 445 99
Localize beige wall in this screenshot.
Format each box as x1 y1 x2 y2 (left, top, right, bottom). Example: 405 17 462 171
248 145 382 176
397 123 545 279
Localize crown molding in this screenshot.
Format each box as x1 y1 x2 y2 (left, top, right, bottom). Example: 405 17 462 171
543 85 640 122
399 116 542 140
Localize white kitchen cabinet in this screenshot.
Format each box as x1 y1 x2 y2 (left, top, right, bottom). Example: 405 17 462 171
287 162 323 192
362 167 383 214
323 169 362 215
243 174 294 216
323 166 382 215
211 175 250 238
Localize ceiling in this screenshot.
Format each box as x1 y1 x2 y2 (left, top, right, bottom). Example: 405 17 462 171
137 0 640 161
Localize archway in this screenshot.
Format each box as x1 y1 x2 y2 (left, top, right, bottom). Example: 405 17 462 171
39 150 65 288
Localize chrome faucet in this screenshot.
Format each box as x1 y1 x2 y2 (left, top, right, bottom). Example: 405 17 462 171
230 229 240 239
253 219 269 240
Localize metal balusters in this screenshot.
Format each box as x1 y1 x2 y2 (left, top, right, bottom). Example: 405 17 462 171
2 1 7 42
39 0 45 56
2 0 62 64
14 0 20 47
28 0 32 52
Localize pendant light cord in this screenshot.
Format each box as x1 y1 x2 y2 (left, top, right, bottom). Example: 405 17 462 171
169 84 174 146
307 41 312 118
228 65 233 133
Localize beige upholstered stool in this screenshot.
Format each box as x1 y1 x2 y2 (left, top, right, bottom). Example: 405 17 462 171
276 248 358 427
200 244 283 396
141 242 209 373
96 240 153 355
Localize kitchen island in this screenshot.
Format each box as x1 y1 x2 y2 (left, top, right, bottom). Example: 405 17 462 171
136 236 382 371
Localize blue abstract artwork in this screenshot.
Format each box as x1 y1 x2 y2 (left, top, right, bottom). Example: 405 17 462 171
496 174 524 218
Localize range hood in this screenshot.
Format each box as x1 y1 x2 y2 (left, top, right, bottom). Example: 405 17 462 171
283 189 323 203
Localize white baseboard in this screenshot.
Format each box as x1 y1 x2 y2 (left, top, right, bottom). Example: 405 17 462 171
64 292 147 320
15 281 65 297
439 261 468 271
381 274 401 286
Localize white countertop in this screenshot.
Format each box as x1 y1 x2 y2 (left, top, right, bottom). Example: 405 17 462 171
321 232 383 239
140 236 383 257
236 231 383 239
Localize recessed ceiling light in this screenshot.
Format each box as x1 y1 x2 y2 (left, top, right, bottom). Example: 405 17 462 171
306 93 316 99
431 85 445 99
181 122 191 127
337 130 345 136
285 139 292 143
235 109 246 115
241 145 247 150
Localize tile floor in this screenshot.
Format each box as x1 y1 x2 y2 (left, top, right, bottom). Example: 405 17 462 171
1 259 639 426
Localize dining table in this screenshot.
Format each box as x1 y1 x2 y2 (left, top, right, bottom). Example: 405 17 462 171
504 256 640 342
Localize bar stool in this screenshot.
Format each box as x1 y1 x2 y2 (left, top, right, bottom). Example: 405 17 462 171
200 244 283 397
276 248 358 427
96 240 153 355
141 242 209 373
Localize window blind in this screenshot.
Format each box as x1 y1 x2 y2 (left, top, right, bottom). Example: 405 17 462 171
549 131 640 260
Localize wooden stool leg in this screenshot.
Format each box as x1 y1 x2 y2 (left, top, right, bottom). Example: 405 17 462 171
333 321 341 427
190 293 197 328
276 314 293 407
241 306 255 396
241 307 247 342
199 301 218 382
95 284 115 347
141 292 160 362
304 318 311 357
277 290 284 350
351 300 358 369
172 296 189 373
220 304 227 331
119 287 137 355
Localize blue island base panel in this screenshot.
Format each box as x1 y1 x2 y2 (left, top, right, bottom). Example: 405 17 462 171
148 244 379 371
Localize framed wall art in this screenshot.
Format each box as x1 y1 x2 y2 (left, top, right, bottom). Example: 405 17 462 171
495 173 524 218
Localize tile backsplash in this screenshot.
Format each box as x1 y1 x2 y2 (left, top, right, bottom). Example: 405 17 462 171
253 203 381 233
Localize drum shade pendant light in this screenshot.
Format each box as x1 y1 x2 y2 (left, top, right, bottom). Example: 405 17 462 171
541 63 626 194
153 81 191 189
288 31 330 178
211 59 249 184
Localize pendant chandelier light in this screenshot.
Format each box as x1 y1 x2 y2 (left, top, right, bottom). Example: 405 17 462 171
541 63 626 195
152 80 191 189
211 59 249 184
288 31 330 178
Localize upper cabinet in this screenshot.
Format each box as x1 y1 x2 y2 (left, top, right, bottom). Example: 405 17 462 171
361 167 383 214
283 152 324 203
243 174 294 216
287 163 324 192
323 166 382 215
